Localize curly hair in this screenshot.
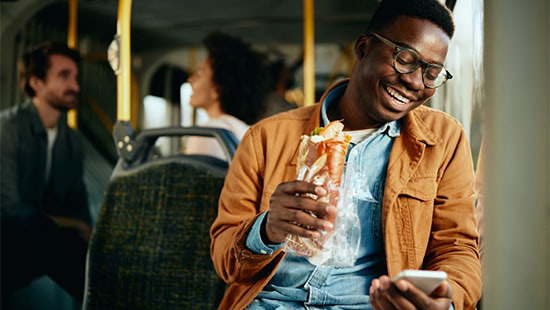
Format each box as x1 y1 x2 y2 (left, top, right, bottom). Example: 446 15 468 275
204 32 270 125
19 41 81 97
367 0 455 38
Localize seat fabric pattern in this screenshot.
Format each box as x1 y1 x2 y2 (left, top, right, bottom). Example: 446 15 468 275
84 161 226 310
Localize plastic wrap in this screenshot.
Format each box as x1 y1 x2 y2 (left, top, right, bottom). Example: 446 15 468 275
284 120 361 267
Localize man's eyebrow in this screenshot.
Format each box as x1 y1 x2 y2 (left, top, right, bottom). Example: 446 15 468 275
395 40 416 50
58 69 72 76
395 41 445 66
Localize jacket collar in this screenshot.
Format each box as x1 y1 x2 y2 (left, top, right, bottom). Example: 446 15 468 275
402 108 442 146
21 100 47 135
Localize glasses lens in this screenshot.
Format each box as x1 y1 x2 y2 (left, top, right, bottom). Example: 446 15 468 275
423 66 448 88
394 48 420 73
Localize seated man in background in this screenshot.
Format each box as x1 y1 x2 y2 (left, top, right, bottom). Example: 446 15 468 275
184 31 270 161
210 0 481 309
1 42 91 303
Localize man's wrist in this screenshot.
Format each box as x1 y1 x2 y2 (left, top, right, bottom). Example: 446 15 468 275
245 212 284 255
260 212 277 245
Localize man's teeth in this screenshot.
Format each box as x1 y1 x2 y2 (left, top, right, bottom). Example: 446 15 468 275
386 87 410 104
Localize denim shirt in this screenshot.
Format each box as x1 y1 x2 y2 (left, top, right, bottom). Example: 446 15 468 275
245 82 401 309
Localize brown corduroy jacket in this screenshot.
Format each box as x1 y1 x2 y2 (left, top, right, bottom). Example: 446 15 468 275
210 81 481 310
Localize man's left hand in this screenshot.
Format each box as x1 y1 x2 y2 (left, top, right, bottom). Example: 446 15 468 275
370 275 452 310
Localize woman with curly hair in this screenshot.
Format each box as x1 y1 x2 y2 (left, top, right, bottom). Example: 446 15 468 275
184 31 270 161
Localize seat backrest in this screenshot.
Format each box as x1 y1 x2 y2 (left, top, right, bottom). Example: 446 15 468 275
83 125 237 310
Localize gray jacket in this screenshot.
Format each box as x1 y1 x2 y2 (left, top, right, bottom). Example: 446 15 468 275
0 100 91 224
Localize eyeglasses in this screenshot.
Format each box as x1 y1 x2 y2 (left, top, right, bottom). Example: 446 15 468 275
369 32 453 89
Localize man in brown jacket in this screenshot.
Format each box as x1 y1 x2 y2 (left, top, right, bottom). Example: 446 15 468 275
210 0 481 309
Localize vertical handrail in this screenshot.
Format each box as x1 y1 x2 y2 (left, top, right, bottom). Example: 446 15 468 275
111 0 135 163
303 0 315 106
67 0 78 128
67 0 78 48
117 0 132 122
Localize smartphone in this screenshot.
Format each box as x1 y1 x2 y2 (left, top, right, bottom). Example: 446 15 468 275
393 269 447 295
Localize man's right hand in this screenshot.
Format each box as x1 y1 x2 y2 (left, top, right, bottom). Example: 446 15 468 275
263 181 337 244
48 215 92 242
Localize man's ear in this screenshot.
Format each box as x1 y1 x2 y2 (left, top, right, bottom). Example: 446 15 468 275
354 34 371 61
28 76 43 94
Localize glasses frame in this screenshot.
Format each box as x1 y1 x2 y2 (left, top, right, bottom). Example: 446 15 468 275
369 32 453 89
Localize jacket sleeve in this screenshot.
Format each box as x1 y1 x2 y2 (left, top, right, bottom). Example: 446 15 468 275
210 128 285 285
424 125 481 310
0 112 39 221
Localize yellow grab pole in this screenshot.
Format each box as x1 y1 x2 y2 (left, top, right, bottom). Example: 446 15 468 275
116 0 132 122
67 0 78 128
303 0 315 106
67 0 78 48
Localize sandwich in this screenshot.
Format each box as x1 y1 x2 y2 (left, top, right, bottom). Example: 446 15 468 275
287 120 351 257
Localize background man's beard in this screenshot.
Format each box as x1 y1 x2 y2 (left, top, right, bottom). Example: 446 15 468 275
52 91 78 111
51 99 76 112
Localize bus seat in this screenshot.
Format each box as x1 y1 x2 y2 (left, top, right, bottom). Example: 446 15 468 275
83 123 238 310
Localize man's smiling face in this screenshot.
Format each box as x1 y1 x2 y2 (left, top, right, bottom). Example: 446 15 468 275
33 54 80 111
350 15 450 127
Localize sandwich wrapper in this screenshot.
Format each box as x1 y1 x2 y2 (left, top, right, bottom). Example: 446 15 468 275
284 120 363 267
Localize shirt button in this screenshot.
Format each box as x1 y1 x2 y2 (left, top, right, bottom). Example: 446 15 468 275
260 249 267 254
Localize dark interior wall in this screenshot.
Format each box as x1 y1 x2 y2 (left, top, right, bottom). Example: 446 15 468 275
0 0 60 110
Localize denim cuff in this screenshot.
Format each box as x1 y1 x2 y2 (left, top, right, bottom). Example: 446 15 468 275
245 212 284 255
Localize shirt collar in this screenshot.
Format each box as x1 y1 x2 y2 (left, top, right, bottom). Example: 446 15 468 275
320 80 401 138
379 120 401 138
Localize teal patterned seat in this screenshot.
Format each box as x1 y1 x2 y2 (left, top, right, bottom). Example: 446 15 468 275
84 125 237 310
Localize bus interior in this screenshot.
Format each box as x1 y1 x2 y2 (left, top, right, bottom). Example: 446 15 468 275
0 0 548 309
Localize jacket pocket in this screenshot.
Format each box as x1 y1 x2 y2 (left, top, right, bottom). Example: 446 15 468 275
395 177 438 267
399 177 437 202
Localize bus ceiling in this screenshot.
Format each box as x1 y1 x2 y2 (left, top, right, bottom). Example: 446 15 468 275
2 0 457 53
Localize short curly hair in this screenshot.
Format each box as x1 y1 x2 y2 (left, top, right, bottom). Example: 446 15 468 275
367 0 455 38
19 41 81 97
204 32 270 125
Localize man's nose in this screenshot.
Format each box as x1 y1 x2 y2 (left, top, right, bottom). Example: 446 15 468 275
399 67 424 91
71 78 80 93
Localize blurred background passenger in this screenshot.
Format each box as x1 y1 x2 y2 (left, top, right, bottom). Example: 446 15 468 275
0 41 91 306
260 54 298 119
183 31 270 161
